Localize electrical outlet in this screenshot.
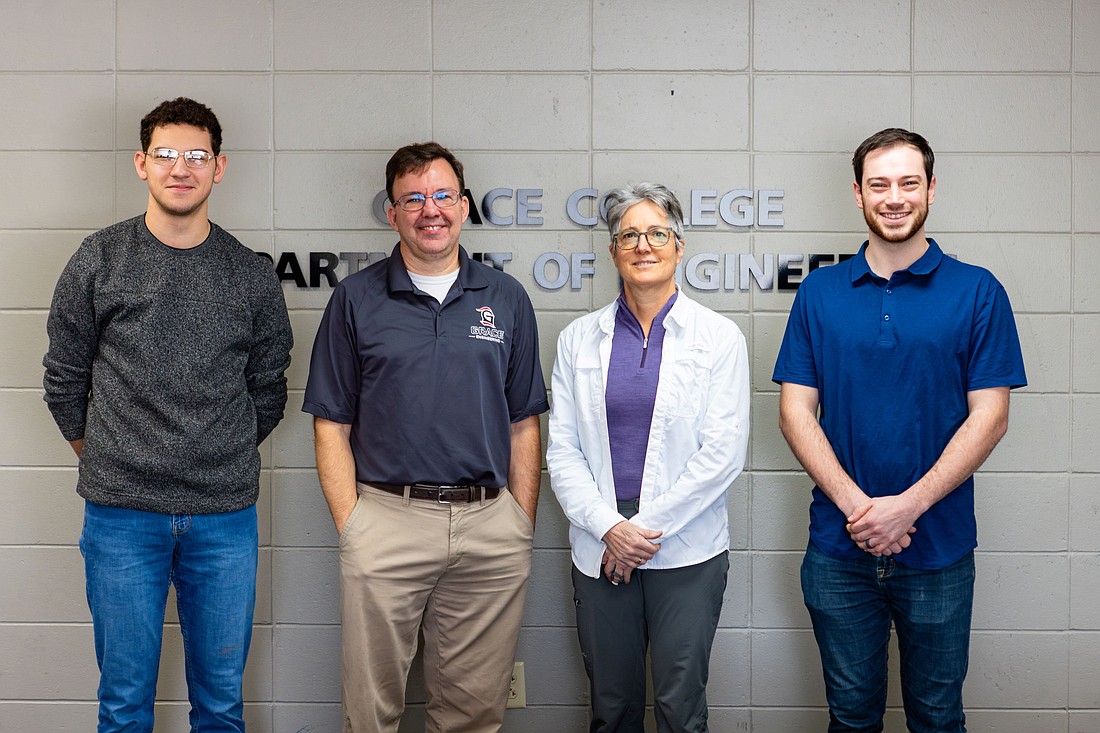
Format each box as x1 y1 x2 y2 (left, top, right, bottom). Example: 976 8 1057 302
506 661 526 708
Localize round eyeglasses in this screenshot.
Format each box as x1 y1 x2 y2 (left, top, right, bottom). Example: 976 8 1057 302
392 189 462 212
146 147 215 169
614 226 675 250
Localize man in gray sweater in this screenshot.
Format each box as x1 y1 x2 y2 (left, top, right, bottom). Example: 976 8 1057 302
43 97 292 733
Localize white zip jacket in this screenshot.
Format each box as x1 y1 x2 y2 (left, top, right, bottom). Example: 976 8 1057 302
547 292 750 578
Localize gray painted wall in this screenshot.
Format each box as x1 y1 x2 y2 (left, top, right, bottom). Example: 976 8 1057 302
1 1 1097 731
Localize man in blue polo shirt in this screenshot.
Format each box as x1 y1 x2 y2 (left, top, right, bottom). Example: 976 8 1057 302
773 128 1026 733
303 142 548 733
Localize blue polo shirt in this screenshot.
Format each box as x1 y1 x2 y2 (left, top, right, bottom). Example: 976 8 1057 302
772 239 1026 569
303 245 549 488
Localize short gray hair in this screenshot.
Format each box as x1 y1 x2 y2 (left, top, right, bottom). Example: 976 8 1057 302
604 182 686 247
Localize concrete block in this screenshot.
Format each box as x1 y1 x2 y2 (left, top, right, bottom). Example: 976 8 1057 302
0 469 82 544
751 708 831 732
1008 290 1068 387
274 152 392 229
0 390 81 467
750 232 867 315
533 477 571 551
116 0 271 71
753 0 909 71
964 711 1068 733
751 392 800 471
752 154 856 232
272 625 341 702
0 74 114 150
751 552 811 629
0 153 114 230
947 234 1071 314
1 312 48 389
514 627 587 705
1073 315 1100 392
964 631 1067 707
1072 395 1100 472
914 0 1071 71
932 155 1071 233
707 629 750 706
1074 236 1100 312
1069 474 1100 552
271 468 334 547
1075 156 1100 232
674 231 754 313
117 74 274 151
0 231 84 310
751 472 812 551
275 231 386 310
1077 1 1100 71
523 548 574 627
270 393 316 469
434 75 590 151
287 310 321 391
1073 76 1100 152
274 74 431 151
0 702 99 730
974 473 1068 552
0 0 115 70
1012 315 1071 394
1068 632 1100 706
728 472 751 551
982 393 1069 473
593 0 749 71
973 554 1068 630
274 0 431 70
473 230 603 314
915 76 1071 152
0 547 88 622
460 151 592 230
752 312 789 393
593 74 748 152
755 75 910 153
592 152 752 206
750 629 825 706
272 548 339 625
0 624 98 698
434 0 589 71
1071 556 1100 630
1072 712 1100 733
720 550 751 628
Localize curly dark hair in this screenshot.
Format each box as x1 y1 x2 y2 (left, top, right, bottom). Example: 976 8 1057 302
139 97 223 155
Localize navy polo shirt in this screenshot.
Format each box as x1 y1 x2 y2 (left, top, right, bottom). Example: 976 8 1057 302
303 245 549 488
772 239 1026 569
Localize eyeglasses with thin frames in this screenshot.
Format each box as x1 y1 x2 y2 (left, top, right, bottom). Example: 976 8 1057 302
145 147 215 169
392 189 462 212
614 226 676 251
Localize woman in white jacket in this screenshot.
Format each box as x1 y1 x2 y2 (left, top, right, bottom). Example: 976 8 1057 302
547 183 750 733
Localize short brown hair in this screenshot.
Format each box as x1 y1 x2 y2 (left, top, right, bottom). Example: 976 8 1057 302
385 142 465 203
852 128 934 187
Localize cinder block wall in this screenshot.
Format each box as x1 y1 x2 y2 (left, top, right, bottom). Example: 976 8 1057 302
1 2 1097 731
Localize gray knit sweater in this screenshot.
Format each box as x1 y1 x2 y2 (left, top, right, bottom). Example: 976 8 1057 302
43 216 293 514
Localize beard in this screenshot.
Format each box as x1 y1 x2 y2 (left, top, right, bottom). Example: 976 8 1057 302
864 203 928 244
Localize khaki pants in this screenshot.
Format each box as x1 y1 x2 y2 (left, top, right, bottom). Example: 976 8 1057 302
340 483 534 733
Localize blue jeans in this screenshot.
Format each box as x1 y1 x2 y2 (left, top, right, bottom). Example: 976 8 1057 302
801 541 975 733
80 501 258 733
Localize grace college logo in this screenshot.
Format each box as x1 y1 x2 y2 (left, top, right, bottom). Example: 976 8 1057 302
469 306 505 345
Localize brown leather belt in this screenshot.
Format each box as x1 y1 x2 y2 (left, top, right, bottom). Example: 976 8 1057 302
365 482 501 503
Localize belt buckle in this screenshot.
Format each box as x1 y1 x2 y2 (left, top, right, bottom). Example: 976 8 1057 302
435 485 468 504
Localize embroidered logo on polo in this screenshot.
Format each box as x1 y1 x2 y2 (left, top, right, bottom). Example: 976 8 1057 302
469 306 505 344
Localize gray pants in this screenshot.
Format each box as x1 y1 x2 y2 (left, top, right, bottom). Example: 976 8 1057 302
571 549 728 733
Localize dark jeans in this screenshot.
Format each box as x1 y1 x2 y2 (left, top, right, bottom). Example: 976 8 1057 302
802 540 975 733
572 538 728 733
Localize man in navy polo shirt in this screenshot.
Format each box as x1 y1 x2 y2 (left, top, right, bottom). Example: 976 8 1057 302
303 142 548 733
773 128 1026 733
